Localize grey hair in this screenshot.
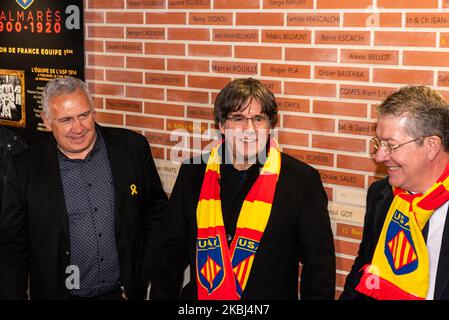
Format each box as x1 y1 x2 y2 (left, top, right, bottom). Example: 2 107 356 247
41 76 93 116
377 85 449 151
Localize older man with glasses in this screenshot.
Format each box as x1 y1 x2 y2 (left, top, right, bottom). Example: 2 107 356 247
341 85 449 300
150 78 335 300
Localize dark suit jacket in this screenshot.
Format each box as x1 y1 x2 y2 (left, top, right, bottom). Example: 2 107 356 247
340 178 449 300
0 125 168 300
150 152 336 300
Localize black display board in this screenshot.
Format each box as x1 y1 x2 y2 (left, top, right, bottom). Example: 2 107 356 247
0 0 84 144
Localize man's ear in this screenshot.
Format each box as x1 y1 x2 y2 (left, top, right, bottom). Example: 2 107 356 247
426 136 442 160
41 112 52 132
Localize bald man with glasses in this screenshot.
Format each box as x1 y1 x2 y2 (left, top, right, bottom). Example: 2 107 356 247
341 86 449 300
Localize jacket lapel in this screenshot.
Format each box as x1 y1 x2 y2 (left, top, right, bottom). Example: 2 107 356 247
433 205 449 299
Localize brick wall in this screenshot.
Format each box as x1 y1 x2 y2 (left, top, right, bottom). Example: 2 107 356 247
84 0 449 298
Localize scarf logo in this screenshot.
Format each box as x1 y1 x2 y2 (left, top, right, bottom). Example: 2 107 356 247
385 210 418 275
231 237 259 296
15 0 35 10
197 236 225 294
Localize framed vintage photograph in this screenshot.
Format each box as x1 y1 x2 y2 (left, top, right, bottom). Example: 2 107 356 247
0 69 26 127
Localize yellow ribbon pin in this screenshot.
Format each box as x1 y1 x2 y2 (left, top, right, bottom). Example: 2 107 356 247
130 184 138 196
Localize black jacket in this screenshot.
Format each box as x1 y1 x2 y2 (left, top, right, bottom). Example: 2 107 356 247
0 125 167 299
0 126 26 207
340 178 449 300
150 152 336 300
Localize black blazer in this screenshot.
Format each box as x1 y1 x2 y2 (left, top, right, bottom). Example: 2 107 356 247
150 152 336 300
340 178 449 300
0 125 168 300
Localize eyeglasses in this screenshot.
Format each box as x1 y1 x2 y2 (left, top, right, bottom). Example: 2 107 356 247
226 114 269 127
371 136 425 155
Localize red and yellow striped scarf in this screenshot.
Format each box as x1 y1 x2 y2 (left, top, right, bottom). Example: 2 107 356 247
196 138 281 300
356 163 449 299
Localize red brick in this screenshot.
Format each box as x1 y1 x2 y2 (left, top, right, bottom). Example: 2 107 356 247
168 0 211 9
95 111 123 126
339 85 397 101
213 29 258 42
146 12 186 24
338 155 387 174
126 115 164 130
285 48 337 62
287 13 340 27
166 119 208 134
106 98 142 113
260 80 282 95
127 0 164 9
375 31 436 47
406 13 449 28
168 28 209 41
88 0 124 9
188 75 230 89
313 135 366 152
236 13 284 26
106 12 143 24
187 106 215 120
438 72 449 87
404 51 449 67
373 68 433 85
214 0 259 9
262 30 311 44
106 70 143 84
335 239 359 257
125 86 164 100
167 89 209 104
105 41 142 54
344 13 401 28
189 12 232 25
126 28 165 40
441 33 449 48
316 31 370 45
261 63 310 79
145 43 185 56
85 11 104 23
315 66 369 82
283 148 334 167
285 82 336 98
85 68 104 81
145 131 180 147
168 59 209 72
88 26 124 39
263 0 312 8
188 44 232 57
368 175 387 186
277 131 308 147
378 0 438 8
341 49 399 65
313 100 367 117
145 72 185 87
85 40 104 52
317 0 371 9
319 169 365 188
337 223 363 241
89 83 124 96
235 46 282 60
127 57 164 70
338 120 376 136
212 61 257 75
145 103 185 117
283 115 335 132
87 54 124 68
276 97 310 113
